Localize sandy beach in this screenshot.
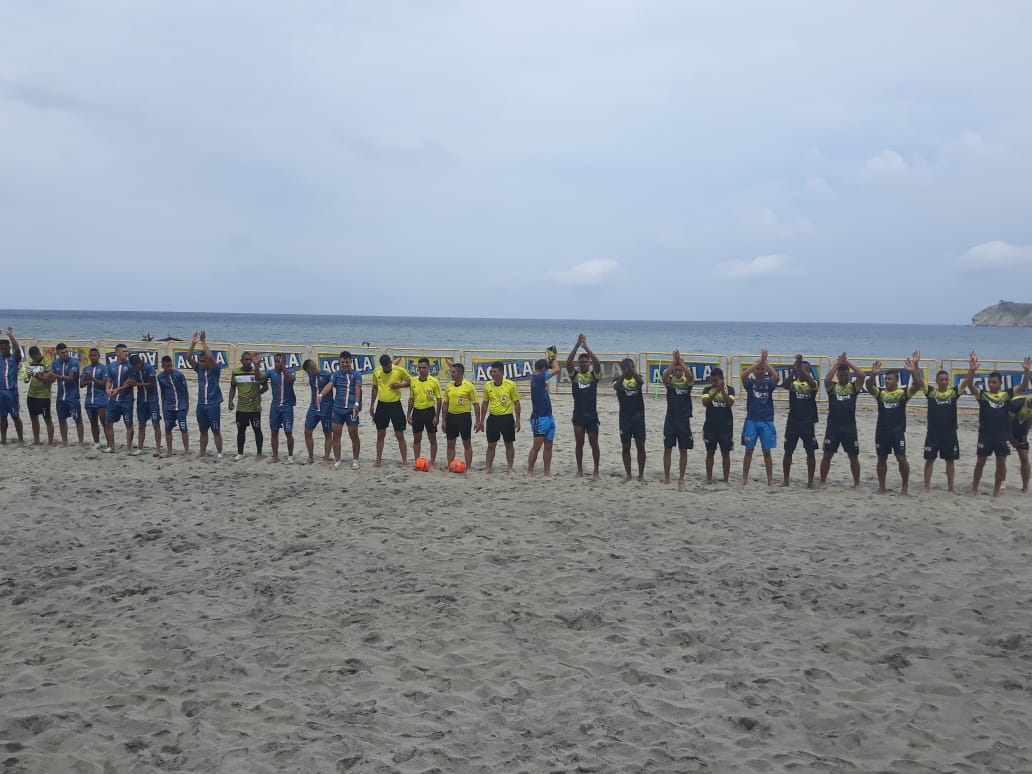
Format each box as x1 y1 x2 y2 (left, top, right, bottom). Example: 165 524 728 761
2 392 1031 773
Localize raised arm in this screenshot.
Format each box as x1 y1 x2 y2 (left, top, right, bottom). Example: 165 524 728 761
825 353 842 390
186 331 200 368
1018 356 1032 394
566 336 580 374
6 328 20 362
796 355 817 389
908 351 926 394
865 361 882 396
960 351 980 398
583 337 601 373
741 349 766 382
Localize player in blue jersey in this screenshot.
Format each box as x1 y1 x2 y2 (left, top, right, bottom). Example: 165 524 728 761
317 351 362 470
185 330 225 460
0 327 25 444
527 355 561 477
740 349 778 486
130 354 162 457
52 343 84 448
156 355 190 457
258 353 297 464
302 359 333 465
80 347 109 448
103 343 137 454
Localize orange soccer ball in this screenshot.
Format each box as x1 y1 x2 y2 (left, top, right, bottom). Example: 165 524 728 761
449 459 466 474
414 457 431 472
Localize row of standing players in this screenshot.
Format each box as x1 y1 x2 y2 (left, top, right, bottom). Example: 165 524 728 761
2 329 1031 493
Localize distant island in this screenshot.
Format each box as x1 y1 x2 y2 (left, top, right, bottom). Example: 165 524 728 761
972 301 1032 327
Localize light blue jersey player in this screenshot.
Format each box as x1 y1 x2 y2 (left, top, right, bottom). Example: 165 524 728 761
185 331 225 459
52 343 84 447
156 355 190 457
259 354 298 463
0 327 25 444
131 355 162 456
302 359 333 464
103 344 137 454
80 347 109 448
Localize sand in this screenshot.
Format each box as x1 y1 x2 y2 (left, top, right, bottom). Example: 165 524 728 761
1 391 1031 773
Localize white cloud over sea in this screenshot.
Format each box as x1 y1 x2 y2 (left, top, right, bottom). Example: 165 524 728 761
1 2 1031 322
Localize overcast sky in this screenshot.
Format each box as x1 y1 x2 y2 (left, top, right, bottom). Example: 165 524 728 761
2 1 1030 322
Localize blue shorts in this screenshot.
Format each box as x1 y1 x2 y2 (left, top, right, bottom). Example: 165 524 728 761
742 419 777 450
106 402 134 426
530 415 556 441
196 403 222 434
56 399 82 423
164 408 188 433
0 389 20 419
270 404 294 433
332 408 360 427
137 399 160 424
85 404 105 421
305 406 332 433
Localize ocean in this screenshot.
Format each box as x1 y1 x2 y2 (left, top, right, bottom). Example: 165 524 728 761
2 309 1027 363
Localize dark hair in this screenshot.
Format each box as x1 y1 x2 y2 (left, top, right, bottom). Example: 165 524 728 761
379 354 392 367
452 362 465 374
936 369 948 378
622 357 635 367
161 356 172 365
273 353 285 362
55 342 67 350
711 367 724 378
115 344 127 351
535 358 548 371
578 353 590 360
490 361 504 370
418 357 430 366
28 346 41 357
339 351 352 360
302 359 314 371
129 355 142 366
836 363 849 371
989 371 1003 381
89 348 99 355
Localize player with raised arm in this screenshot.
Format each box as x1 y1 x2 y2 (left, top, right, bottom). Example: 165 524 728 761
661 350 695 490
185 331 225 460
819 353 865 490
527 355 561 477
614 357 646 482
910 357 960 493
0 328 25 444
566 334 602 479
701 367 735 483
865 352 922 495
780 354 819 488
740 349 778 486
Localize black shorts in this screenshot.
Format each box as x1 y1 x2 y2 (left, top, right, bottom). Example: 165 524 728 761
784 420 818 454
977 432 1010 458
27 397 51 419
236 411 261 429
619 412 646 445
374 401 406 431
572 412 599 435
486 414 516 444
823 424 859 456
703 425 733 454
1011 418 1030 452
411 407 437 434
875 428 906 458
923 430 959 461
663 417 694 450
445 412 472 441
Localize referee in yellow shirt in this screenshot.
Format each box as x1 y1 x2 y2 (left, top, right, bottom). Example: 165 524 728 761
479 360 521 474
370 353 412 467
407 356 444 467
442 362 480 472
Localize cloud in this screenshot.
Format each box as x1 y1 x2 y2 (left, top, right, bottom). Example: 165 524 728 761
547 259 619 286
805 176 833 198
742 208 814 238
712 254 796 279
958 240 1032 270
859 149 909 180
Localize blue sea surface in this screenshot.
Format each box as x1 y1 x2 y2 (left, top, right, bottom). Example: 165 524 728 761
2 309 1028 362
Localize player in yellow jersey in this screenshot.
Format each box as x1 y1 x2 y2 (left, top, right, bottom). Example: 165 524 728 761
370 353 411 467
441 363 481 472
480 361 521 474
407 357 444 468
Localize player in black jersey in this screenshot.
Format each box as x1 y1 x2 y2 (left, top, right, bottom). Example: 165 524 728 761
614 357 646 482
819 353 865 489
909 358 960 493
780 354 818 487
566 334 602 479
